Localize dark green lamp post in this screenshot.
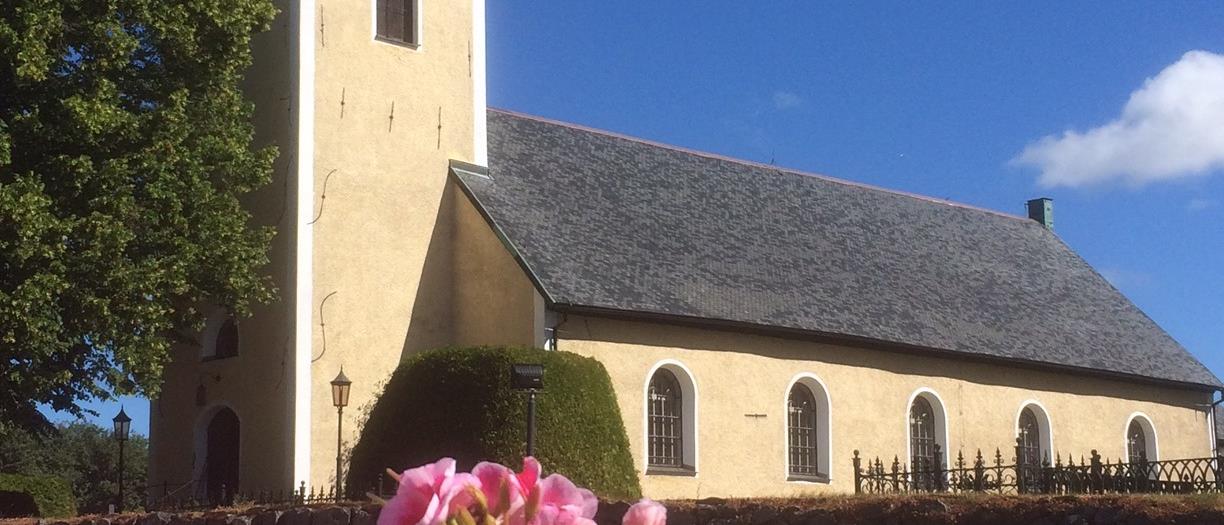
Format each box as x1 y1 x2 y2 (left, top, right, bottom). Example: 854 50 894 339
112 407 132 512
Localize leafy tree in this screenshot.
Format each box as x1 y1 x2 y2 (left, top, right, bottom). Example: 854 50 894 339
0 421 148 513
0 1 278 429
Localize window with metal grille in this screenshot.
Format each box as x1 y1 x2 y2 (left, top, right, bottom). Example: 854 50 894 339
1017 408 1042 467
376 0 417 46
910 396 939 490
1127 420 1147 463
648 369 683 468
788 384 819 477
910 397 937 468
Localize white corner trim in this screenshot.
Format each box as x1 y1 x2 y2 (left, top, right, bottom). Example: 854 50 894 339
471 0 487 166
1015 399 1055 462
292 0 316 491
904 387 950 469
642 359 699 474
1124 412 1159 461
782 372 833 483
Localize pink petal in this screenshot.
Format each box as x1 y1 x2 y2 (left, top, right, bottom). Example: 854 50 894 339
535 507 597 525
517 457 541 496
383 459 461 525
439 472 481 518
622 499 666 525
473 461 519 513
538 474 596 517
376 492 415 525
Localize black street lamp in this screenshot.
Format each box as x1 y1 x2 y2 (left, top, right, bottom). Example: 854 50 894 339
112 407 131 513
510 364 544 456
330 368 352 501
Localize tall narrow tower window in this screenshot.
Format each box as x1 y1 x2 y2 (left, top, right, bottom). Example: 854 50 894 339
376 0 418 46
214 316 239 359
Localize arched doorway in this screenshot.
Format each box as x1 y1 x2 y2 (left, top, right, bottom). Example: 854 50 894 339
204 408 240 503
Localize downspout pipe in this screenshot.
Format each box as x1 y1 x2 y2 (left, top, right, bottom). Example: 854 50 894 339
1209 390 1224 456
548 312 569 351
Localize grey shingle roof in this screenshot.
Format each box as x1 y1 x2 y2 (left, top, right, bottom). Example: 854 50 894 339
453 109 1221 389
1215 406 1224 442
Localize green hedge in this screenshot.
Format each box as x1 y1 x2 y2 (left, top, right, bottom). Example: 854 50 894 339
0 473 76 517
347 346 641 500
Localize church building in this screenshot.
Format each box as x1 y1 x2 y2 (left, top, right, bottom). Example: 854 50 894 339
147 0 1222 500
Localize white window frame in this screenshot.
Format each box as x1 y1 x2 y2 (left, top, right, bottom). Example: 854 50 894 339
643 359 698 475
1124 412 1159 462
905 387 950 470
371 0 423 50
783 373 833 483
1015 400 1054 465
200 308 235 360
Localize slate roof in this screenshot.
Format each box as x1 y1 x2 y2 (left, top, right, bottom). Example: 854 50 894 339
1216 406 1224 442
453 109 1221 389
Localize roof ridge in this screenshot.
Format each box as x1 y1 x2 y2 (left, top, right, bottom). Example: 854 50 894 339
488 107 1030 222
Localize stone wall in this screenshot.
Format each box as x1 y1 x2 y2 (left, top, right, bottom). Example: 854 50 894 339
8 496 1224 525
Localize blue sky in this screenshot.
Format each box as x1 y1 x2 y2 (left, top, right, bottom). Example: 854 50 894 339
45 2 1224 436
486 4 1224 383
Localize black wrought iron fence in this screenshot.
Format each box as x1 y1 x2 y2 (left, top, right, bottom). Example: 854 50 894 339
147 481 343 511
853 442 1224 495
147 470 406 511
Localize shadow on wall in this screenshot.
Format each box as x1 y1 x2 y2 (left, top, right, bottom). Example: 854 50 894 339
400 181 457 361
563 315 1206 408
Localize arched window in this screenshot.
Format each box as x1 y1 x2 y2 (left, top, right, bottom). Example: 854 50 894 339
1015 402 1053 471
647 369 683 468
907 392 948 490
1127 421 1146 463
910 397 937 469
788 384 818 477
644 361 697 474
214 316 239 359
784 374 832 482
1018 408 1041 467
1126 415 1157 463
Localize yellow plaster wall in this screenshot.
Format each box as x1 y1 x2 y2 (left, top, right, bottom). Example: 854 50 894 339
147 0 300 496
560 315 1215 498
306 0 476 489
450 187 539 347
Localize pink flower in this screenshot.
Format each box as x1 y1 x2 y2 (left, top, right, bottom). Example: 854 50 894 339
472 461 520 516
515 457 542 498
538 473 598 519
507 457 597 525
533 506 597 525
379 458 480 525
622 499 666 525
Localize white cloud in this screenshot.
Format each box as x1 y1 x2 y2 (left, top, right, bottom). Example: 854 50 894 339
1187 197 1215 211
772 91 804 110
1014 50 1224 188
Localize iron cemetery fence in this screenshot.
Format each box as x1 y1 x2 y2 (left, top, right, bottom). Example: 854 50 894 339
853 441 1224 495
147 481 344 511
148 470 405 510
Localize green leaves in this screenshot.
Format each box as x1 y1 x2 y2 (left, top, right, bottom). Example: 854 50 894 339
0 0 277 428
347 347 643 501
1 421 149 514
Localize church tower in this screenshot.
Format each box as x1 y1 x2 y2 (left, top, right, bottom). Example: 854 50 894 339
148 0 487 497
